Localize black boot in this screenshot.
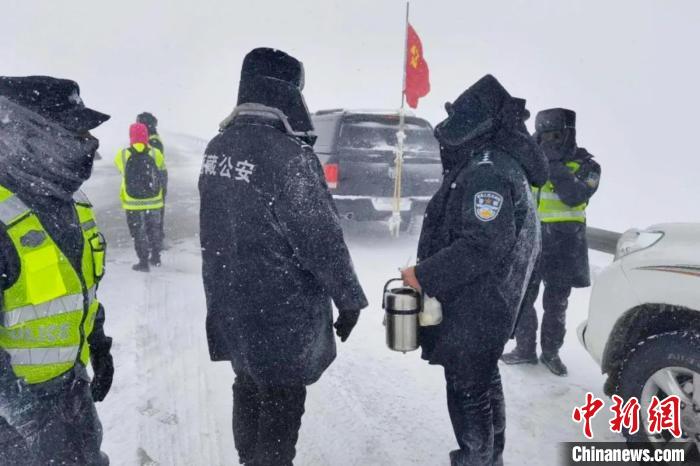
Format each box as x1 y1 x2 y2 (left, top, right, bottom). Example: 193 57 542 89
149 252 161 267
540 352 568 376
132 261 150 272
500 347 538 365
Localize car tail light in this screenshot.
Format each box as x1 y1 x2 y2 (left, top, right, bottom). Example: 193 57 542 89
324 163 339 189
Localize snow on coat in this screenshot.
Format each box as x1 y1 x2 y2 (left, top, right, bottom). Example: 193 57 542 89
540 148 601 288
416 144 544 371
199 109 367 386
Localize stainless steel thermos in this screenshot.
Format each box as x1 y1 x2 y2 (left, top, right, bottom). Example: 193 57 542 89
383 278 421 352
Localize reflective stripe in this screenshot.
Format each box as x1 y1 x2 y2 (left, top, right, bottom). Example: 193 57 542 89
2 286 97 327
538 211 586 219
73 190 92 206
122 198 163 207
81 220 97 231
538 192 561 201
121 148 128 175
0 195 30 225
6 346 79 365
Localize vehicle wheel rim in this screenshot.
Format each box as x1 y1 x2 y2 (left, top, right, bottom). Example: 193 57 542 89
641 366 700 456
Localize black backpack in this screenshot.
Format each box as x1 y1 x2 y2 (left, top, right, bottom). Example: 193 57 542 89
123 148 161 199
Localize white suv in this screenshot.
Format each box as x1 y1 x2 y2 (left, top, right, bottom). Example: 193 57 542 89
579 224 700 458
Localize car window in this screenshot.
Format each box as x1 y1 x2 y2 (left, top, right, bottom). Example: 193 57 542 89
337 120 439 156
311 117 337 154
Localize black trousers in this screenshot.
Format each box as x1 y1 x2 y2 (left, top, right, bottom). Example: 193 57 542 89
445 363 505 466
232 369 307 466
126 209 163 263
0 377 108 466
160 191 167 241
514 272 572 355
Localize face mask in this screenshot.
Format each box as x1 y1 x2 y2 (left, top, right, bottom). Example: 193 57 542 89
538 129 575 161
434 101 496 149
0 97 100 200
73 132 100 181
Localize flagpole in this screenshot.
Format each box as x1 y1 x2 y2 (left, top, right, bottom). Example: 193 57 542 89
391 0 410 237
401 1 409 110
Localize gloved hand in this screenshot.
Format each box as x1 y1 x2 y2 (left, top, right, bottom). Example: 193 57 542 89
89 338 114 402
334 309 360 342
547 160 572 178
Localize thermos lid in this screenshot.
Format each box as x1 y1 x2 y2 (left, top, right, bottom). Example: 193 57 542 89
384 287 420 313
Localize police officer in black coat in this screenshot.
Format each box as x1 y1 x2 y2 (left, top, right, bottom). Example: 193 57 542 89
199 48 368 466
401 75 548 466
502 108 600 376
0 76 113 465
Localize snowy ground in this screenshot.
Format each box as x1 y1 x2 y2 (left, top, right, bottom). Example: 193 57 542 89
86 134 620 466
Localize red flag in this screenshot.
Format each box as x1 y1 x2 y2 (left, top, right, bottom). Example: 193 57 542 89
404 23 430 108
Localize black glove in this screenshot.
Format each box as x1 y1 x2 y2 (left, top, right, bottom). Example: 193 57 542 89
547 161 573 180
89 338 114 402
334 309 360 342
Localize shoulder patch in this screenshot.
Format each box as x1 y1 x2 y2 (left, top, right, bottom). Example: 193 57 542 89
474 191 503 222
584 171 600 189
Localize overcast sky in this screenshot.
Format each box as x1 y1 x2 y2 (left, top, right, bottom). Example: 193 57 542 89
3 0 699 231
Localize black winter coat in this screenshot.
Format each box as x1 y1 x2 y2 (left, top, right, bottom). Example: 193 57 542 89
415 141 545 370
540 148 600 288
199 111 368 386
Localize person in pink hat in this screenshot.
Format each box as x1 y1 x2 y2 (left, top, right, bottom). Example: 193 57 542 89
115 122 167 271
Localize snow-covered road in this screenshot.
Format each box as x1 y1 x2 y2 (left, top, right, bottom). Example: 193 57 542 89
86 135 620 466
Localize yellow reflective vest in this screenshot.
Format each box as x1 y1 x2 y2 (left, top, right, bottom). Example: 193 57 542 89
0 185 106 384
532 161 587 223
114 143 166 211
149 134 164 154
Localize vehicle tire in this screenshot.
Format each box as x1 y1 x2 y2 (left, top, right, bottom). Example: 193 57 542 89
616 330 700 463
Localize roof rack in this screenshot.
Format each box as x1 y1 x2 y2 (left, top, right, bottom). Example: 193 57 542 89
313 108 417 117
314 108 345 115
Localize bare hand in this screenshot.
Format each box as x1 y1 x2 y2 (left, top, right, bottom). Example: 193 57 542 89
401 266 421 291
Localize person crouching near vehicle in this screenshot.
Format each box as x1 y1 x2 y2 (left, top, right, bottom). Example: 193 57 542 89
401 75 548 466
0 76 113 465
115 122 166 271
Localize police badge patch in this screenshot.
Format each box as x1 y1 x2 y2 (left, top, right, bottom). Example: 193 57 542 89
474 191 503 222
585 172 600 189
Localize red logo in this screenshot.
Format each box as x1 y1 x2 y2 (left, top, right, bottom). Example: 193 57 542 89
609 395 641 435
572 394 683 439
647 395 682 438
572 392 605 439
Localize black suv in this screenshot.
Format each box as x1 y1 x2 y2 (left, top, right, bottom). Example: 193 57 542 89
311 109 442 230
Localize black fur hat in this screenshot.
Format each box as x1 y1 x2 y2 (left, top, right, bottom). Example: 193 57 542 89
434 74 513 147
137 112 158 132
535 108 576 133
236 48 313 134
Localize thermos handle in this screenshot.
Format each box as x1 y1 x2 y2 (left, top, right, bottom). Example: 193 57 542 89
383 278 423 310
382 278 404 309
